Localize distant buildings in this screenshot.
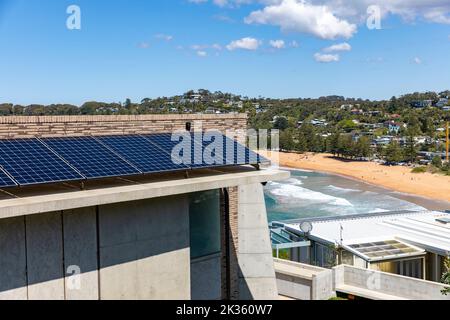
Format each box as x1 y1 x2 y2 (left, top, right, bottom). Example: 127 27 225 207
436 98 449 108
412 100 433 108
384 121 405 134
280 210 450 283
310 119 328 127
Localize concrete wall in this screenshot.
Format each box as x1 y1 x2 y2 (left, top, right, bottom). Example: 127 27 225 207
0 195 191 300
237 183 278 300
275 259 334 301
0 217 27 300
0 181 284 301
191 254 222 300
334 265 450 300
98 196 190 300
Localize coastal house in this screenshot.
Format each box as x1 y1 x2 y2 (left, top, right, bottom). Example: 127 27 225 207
310 119 328 127
373 136 394 146
278 211 450 283
385 121 404 134
0 114 289 300
411 100 433 108
436 98 449 108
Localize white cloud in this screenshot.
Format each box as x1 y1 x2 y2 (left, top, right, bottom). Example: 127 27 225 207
290 40 300 48
155 34 174 41
323 42 351 52
314 52 339 63
226 37 261 50
245 0 357 40
195 0 450 40
197 51 208 57
137 42 150 49
413 57 422 64
269 39 285 49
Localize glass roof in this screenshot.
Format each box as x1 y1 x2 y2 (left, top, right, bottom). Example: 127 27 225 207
347 240 424 261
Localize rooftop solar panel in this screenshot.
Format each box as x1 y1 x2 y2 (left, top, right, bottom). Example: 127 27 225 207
143 132 267 169
42 137 141 179
201 132 267 166
0 168 17 188
0 139 84 186
141 133 204 169
97 135 190 174
222 135 266 165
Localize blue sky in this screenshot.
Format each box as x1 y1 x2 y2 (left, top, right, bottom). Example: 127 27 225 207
0 0 449 105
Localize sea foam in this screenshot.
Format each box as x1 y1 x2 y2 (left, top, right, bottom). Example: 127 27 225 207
267 183 354 207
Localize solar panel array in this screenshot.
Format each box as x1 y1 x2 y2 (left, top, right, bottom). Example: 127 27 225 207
0 133 265 188
42 137 141 179
97 135 189 173
0 139 84 186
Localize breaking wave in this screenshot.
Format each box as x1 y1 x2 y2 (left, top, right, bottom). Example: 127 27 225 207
266 182 354 207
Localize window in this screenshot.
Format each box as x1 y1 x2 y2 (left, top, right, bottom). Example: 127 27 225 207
189 190 221 259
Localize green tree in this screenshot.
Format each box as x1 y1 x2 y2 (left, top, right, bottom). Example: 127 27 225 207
326 133 340 156
404 135 418 163
337 135 353 159
273 117 289 131
353 136 372 159
384 141 404 164
432 155 443 168
279 128 296 151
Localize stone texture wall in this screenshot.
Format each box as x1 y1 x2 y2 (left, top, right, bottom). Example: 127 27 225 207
0 114 248 139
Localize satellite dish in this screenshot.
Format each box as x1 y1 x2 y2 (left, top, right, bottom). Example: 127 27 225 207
300 221 313 234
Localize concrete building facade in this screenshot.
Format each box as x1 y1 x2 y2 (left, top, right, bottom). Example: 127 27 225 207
0 115 288 300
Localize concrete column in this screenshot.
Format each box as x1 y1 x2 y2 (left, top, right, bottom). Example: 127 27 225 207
26 212 65 300
63 207 99 300
237 183 278 300
0 217 27 300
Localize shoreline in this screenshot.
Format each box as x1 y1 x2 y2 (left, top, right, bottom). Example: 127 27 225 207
267 151 450 206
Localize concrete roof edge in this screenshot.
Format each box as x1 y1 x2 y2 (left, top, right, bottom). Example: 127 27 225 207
0 168 289 220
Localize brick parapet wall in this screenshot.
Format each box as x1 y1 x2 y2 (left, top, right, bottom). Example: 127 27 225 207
0 114 248 139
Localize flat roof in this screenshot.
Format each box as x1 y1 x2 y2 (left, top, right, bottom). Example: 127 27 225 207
284 211 450 256
0 167 289 220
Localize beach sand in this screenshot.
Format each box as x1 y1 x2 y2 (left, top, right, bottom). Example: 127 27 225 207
266 152 450 203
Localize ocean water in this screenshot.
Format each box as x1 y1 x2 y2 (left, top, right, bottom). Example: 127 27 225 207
265 169 431 222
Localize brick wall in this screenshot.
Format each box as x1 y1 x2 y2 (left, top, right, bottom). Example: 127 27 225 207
0 114 248 139
227 187 240 300
221 187 240 300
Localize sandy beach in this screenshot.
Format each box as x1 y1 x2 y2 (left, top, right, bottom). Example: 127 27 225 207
267 152 450 203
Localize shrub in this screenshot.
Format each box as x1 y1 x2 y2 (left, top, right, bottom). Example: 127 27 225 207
411 167 427 173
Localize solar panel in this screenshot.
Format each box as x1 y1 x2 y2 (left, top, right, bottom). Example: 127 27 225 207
144 132 266 169
142 133 202 169
97 135 189 173
142 133 225 169
42 137 141 179
202 132 267 166
0 139 84 186
0 168 17 188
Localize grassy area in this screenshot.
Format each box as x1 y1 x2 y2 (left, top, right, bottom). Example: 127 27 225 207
411 164 450 175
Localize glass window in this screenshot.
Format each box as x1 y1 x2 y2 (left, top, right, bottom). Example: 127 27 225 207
189 190 221 259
